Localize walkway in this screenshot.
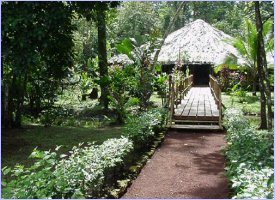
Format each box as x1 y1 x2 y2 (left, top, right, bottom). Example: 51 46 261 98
122 131 229 199
174 87 219 121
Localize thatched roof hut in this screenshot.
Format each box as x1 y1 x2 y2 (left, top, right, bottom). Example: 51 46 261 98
158 19 243 65
108 54 134 66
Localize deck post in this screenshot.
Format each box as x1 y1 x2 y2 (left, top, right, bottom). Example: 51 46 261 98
167 75 172 126
170 76 175 127
218 83 222 129
209 75 223 130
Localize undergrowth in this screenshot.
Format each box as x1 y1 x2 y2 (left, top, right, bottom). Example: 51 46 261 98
224 109 274 199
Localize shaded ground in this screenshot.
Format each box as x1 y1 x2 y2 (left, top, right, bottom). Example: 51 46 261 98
2 125 122 168
122 130 229 199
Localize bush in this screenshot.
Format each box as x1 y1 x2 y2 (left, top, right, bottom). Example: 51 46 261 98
2 137 133 199
108 65 140 124
123 108 166 148
224 109 274 199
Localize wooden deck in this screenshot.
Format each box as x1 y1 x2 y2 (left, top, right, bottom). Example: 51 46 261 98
174 87 219 122
167 75 222 130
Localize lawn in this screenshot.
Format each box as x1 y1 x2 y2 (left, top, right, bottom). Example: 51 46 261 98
222 91 274 127
2 125 122 168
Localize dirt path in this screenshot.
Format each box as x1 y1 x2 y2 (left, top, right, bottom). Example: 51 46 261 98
122 130 229 199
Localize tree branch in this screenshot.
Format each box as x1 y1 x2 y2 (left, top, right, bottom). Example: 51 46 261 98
152 2 185 67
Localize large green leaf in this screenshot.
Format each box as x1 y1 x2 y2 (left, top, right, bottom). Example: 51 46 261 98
215 54 239 73
116 38 134 59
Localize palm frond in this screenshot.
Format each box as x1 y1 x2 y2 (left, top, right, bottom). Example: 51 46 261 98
263 19 273 39
214 54 239 73
246 19 258 62
233 38 249 57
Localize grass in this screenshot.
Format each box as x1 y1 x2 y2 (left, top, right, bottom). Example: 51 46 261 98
222 91 274 128
1 85 166 182
150 91 164 107
2 124 123 168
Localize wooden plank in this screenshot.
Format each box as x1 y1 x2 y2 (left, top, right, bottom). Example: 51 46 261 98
173 119 220 124
173 115 219 121
170 124 222 130
173 86 221 122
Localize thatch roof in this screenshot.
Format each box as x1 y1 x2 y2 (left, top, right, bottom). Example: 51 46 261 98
108 54 134 65
158 19 243 65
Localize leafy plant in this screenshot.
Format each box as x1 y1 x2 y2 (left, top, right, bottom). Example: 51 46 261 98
79 72 94 101
220 18 273 95
2 138 133 199
123 108 166 148
224 108 274 199
108 66 140 124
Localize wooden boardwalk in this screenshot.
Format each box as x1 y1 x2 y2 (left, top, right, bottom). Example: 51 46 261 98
168 75 222 130
174 87 219 121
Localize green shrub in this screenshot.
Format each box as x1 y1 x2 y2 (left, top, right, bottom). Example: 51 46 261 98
224 109 274 199
108 66 140 124
123 108 166 147
231 167 274 199
40 109 56 126
2 137 133 199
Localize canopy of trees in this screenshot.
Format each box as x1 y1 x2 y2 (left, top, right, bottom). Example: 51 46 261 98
1 1 273 129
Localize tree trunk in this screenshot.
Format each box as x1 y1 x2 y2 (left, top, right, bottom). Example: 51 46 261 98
97 5 109 110
252 76 257 96
2 79 14 129
255 1 272 129
14 73 28 128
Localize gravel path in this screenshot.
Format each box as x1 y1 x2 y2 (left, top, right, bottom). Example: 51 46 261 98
122 130 229 199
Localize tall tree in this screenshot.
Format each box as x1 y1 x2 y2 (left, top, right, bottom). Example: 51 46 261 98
153 2 185 66
219 18 273 96
2 2 75 128
73 2 119 109
96 3 109 109
255 1 273 129
111 2 161 44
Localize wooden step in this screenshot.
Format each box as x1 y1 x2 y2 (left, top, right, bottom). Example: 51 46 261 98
173 120 219 124
170 124 222 130
173 115 219 121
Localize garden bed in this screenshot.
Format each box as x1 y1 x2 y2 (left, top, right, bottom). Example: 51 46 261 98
2 108 167 199
224 109 274 199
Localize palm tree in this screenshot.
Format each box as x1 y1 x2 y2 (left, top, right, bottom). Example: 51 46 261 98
217 19 273 96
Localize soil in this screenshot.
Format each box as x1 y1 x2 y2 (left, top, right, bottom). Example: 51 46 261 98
122 130 229 199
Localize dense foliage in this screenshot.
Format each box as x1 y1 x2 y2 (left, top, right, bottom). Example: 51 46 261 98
2 137 133 198
216 18 273 94
124 108 166 148
2 2 75 128
2 108 166 198
108 65 140 123
1 1 273 199
2 1 273 127
224 109 274 199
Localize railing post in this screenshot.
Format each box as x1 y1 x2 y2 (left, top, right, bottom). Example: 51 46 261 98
170 76 175 127
218 83 222 129
166 75 172 126
209 75 223 129
168 75 172 108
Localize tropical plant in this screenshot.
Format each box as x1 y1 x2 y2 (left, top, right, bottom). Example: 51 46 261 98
108 65 140 124
224 108 274 199
123 108 166 148
2 137 133 199
116 37 162 110
216 18 273 96
1 2 75 128
79 72 93 101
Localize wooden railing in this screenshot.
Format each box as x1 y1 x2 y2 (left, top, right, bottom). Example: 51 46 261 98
167 74 193 126
209 75 222 129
